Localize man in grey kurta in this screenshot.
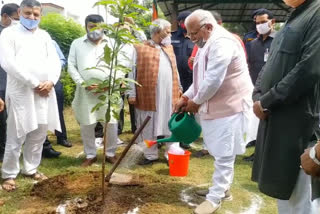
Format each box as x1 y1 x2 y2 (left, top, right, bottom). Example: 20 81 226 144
68 15 119 167
252 0 320 213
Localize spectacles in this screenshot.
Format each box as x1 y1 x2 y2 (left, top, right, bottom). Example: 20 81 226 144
187 24 206 37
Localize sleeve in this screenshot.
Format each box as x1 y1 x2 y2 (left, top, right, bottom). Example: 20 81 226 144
252 66 264 102
0 29 40 88
67 40 84 85
192 38 234 105
260 18 320 109
52 40 66 68
46 34 61 84
125 48 137 98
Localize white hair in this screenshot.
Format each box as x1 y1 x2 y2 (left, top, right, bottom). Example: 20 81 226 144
185 9 217 27
150 18 171 36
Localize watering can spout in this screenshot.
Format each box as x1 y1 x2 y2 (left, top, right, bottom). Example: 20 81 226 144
144 113 202 148
156 136 177 143
144 136 177 148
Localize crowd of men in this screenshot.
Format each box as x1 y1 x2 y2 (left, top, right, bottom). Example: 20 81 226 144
0 0 320 213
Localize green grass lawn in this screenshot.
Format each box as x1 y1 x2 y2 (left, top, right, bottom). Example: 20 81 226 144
0 106 277 214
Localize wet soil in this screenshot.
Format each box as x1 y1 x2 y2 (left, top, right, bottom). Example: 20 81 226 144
19 171 191 214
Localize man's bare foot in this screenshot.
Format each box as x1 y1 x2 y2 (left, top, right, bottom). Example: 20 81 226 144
2 179 16 192
24 172 48 181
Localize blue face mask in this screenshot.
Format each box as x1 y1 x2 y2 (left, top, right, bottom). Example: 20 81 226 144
20 15 40 30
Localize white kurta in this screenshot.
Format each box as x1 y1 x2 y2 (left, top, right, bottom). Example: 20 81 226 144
0 24 61 137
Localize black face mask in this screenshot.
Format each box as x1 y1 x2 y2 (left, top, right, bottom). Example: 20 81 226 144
177 26 187 36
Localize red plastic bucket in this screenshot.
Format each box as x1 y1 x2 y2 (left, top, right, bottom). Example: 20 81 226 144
168 151 191 177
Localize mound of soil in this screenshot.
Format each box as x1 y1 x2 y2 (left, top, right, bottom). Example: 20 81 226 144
21 170 192 214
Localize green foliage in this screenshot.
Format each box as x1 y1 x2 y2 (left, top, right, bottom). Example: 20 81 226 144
40 13 86 57
60 69 76 106
86 0 149 122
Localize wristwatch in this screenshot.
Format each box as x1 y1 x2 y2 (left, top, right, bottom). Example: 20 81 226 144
309 144 320 166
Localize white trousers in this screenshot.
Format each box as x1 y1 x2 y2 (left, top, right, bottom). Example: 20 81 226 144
206 155 236 203
278 170 320 214
80 122 117 159
140 139 179 161
2 109 47 179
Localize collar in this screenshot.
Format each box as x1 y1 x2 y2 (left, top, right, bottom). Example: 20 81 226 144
258 30 276 40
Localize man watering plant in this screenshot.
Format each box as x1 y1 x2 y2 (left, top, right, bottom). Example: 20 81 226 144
127 18 182 166
174 9 254 214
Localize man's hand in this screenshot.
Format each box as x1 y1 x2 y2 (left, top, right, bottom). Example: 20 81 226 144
189 57 195 64
253 101 268 120
85 84 99 91
34 81 54 97
174 96 188 113
301 146 320 177
184 100 200 113
0 98 4 112
128 97 136 105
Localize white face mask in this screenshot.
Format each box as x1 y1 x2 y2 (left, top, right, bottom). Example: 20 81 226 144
256 21 271 35
9 17 19 26
161 36 171 46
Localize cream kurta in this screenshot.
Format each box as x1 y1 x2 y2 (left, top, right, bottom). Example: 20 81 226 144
0 24 61 137
68 35 110 125
68 35 132 125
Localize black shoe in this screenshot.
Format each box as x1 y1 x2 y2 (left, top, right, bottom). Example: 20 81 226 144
138 158 158 166
42 148 61 158
246 140 256 148
180 142 191 149
157 142 164 149
243 153 254 162
193 150 209 158
57 139 72 147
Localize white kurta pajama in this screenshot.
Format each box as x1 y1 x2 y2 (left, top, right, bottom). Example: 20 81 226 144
184 27 254 204
127 43 180 160
0 24 61 178
68 35 126 159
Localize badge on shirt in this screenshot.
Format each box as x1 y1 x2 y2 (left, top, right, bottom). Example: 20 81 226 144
264 48 269 62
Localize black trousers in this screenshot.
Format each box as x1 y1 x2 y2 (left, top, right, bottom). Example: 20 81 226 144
54 80 67 140
0 90 6 155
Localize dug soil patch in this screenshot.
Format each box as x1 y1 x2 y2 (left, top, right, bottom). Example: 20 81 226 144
18 171 192 214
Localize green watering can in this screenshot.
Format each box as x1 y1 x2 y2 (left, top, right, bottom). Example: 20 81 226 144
144 112 202 148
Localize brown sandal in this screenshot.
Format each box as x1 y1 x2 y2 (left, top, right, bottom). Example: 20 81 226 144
2 179 16 192
24 172 48 181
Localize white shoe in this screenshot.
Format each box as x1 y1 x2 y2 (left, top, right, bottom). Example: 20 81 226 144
117 138 124 145
95 138 103 149
194 200 221 214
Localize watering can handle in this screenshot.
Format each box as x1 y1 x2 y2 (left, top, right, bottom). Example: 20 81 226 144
168 113 179 129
